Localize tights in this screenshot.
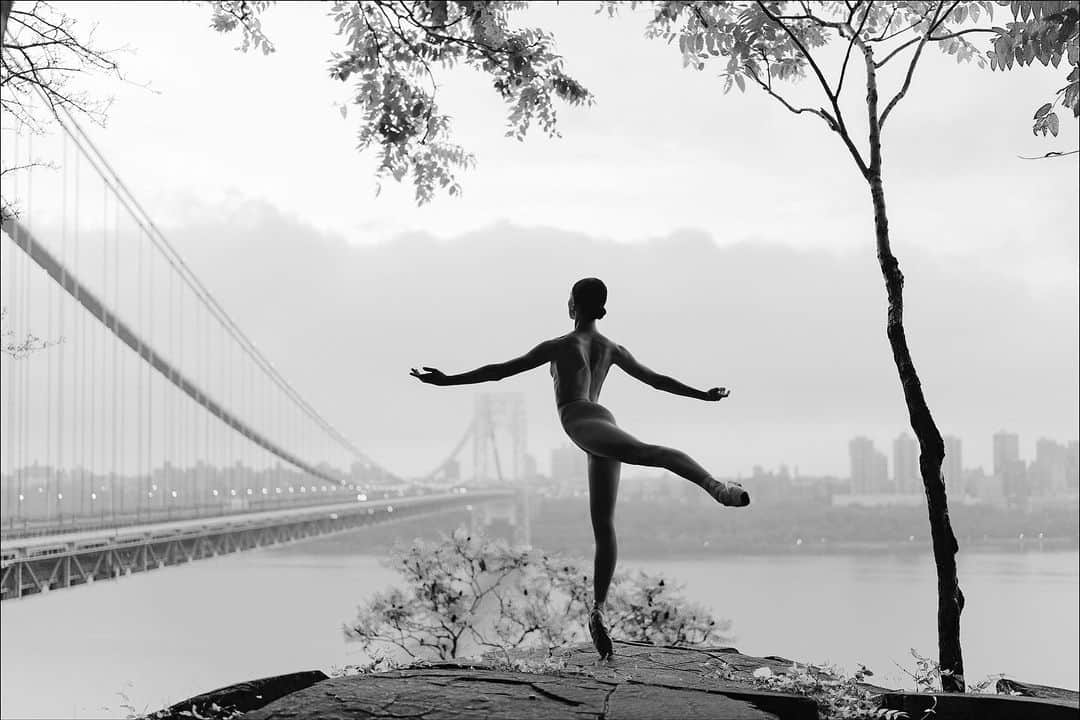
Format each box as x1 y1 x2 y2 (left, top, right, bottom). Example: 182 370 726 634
559 399 716 606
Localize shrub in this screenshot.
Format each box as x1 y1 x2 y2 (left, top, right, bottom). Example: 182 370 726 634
343 527 730 661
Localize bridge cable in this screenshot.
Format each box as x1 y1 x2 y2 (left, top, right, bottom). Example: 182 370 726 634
3 48 395 480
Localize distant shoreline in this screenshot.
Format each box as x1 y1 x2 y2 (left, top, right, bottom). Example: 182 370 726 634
618 536 1080 561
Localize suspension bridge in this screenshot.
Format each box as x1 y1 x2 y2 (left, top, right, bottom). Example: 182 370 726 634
0 100 532 601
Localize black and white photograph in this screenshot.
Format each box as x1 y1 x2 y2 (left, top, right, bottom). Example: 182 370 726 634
1 1 1077 718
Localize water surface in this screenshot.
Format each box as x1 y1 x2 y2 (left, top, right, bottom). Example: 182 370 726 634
1 544 1075 718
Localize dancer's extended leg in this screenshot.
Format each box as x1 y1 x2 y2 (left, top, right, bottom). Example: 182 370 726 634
587 453 619 660
563 407 748 507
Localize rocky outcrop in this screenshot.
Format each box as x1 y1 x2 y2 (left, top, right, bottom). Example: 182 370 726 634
156 642 1080 720
243 643 820 720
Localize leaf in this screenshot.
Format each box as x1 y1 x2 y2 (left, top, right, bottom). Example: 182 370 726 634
1048 112 1060 135
735 73 746 92
1034 102 1054 118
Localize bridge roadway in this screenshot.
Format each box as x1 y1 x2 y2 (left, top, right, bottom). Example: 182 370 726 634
0 489 516 601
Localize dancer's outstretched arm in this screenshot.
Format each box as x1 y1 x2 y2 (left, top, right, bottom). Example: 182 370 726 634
613 344 729 401
411 340 556 386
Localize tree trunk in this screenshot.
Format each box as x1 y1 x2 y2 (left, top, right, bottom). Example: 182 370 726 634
1 1 12 48
860 44 965 693
868 176 965 693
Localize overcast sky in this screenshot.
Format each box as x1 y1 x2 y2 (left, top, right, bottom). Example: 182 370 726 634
5 1 1078 478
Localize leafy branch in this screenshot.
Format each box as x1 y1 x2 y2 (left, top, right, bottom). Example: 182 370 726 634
206 0 592 204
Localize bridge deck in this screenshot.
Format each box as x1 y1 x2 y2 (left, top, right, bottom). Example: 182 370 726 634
1 489 516 600
2 490 504 554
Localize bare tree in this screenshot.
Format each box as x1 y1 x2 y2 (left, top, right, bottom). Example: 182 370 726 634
344 529 728 662
1 0 124 131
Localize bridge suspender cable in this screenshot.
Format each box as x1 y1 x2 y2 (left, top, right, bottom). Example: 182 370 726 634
1 217 347 486
421 419 474 481
3 47 395 482
59 110 380 472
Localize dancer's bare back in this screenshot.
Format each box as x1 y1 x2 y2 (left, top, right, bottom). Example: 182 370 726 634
549 330 617 407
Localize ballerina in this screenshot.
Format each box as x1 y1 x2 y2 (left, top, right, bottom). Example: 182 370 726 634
411 277 749 660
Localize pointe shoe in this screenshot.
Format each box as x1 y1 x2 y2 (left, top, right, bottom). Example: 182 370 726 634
588 607 614 660
709 480 750 507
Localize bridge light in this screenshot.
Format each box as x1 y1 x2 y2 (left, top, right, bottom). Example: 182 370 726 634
247 488 253 495
321 486 327 492
148 491 154 498
152 484 158 491
18 494 24 502
212 490 219 497
230 489 237 496
38 487 43 493
356 493 367 502
288 486 294 493
300 486 307 493
91 493 97 501
261 488 268 495
171 490 178 498
387 505 394 513
275 487 282 494
367 508 374 515
57 493 63 500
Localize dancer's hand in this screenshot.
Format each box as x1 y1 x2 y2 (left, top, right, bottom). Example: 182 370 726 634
411 366 449 386
704 387 730 401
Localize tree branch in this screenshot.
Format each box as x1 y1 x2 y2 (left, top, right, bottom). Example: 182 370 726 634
755 1 869 175
880 0 954 127
836 1 873 99
1017 149 1080 159
744 61 837 127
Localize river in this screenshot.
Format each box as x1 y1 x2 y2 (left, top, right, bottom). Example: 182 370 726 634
1 534 1076 718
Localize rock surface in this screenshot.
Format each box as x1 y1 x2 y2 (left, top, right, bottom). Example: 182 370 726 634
244 642 819 720
996 678 1080 704
159 669 329 719
879 690 1080 720
158 642 1080 720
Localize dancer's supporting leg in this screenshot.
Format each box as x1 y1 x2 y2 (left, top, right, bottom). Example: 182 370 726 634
587 453 619 660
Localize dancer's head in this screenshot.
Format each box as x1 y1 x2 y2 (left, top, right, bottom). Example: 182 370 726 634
569 277 607 321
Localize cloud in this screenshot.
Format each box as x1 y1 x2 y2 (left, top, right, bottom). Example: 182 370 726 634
164 196 1078 477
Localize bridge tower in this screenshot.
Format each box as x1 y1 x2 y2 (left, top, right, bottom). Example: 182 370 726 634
471 393 526 485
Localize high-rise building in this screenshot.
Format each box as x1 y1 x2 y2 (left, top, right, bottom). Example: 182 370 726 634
992 431 1020 477
849 436 887 494
943 436 962 489
893 433 918 493
993 430 1027 502
522 453 538 480
550 445 587 486
1032 438 1068 495
873 450 888 492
